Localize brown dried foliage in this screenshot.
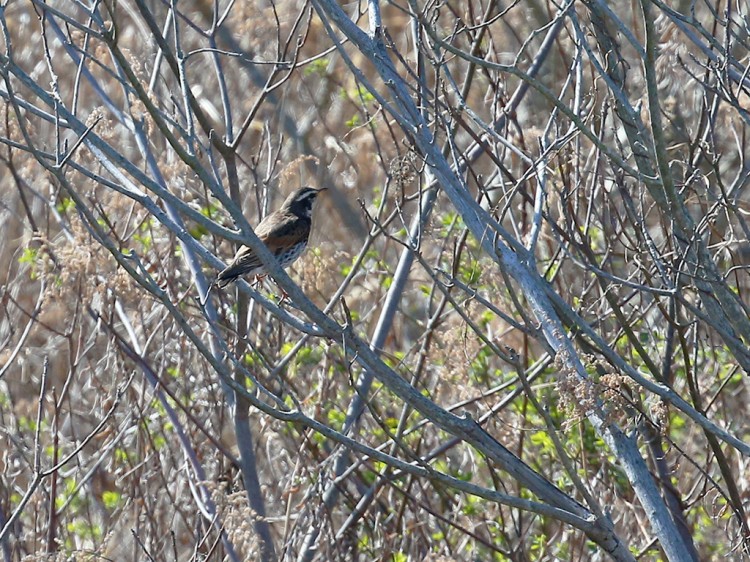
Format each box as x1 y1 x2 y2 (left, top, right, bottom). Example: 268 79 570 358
0 1 748 561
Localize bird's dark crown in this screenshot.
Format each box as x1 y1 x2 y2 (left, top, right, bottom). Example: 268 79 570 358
283 186 326 217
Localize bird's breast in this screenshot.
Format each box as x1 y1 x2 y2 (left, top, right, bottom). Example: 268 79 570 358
277 241 307 268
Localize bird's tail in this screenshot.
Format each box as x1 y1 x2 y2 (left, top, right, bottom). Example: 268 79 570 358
216 264 245 288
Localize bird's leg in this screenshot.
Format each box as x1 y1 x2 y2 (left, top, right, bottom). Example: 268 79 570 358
252 274 289 304
276 287 290 305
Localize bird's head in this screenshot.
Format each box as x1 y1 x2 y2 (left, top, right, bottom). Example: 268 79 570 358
284 186 327 219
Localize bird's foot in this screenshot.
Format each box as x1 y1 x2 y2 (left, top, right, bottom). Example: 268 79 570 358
276 288 290 305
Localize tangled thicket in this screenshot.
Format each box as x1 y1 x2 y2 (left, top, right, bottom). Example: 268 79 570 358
1 1 749 561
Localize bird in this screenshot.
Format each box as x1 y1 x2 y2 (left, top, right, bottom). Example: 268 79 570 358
201 187 327 303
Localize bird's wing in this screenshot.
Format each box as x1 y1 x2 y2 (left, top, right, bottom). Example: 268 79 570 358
229 244 262 270
216 243 262 287
216 213 309 287
223 211 290 270
264 218 311 256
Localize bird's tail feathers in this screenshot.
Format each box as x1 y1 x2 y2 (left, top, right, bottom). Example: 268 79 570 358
216 266 243 288
198 270 238 306
216 276 234 289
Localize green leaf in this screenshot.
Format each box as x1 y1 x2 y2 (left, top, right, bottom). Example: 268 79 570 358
303 58 329 76
345 115 360 128
18 247 39 265
56 197 75 214
102 491 121 510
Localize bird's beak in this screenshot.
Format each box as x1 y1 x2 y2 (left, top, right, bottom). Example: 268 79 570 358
318 187 329 193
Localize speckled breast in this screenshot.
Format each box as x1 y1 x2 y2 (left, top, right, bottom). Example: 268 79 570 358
278 241 307 269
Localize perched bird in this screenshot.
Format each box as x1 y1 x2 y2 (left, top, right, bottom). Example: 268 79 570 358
201 187 327 303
